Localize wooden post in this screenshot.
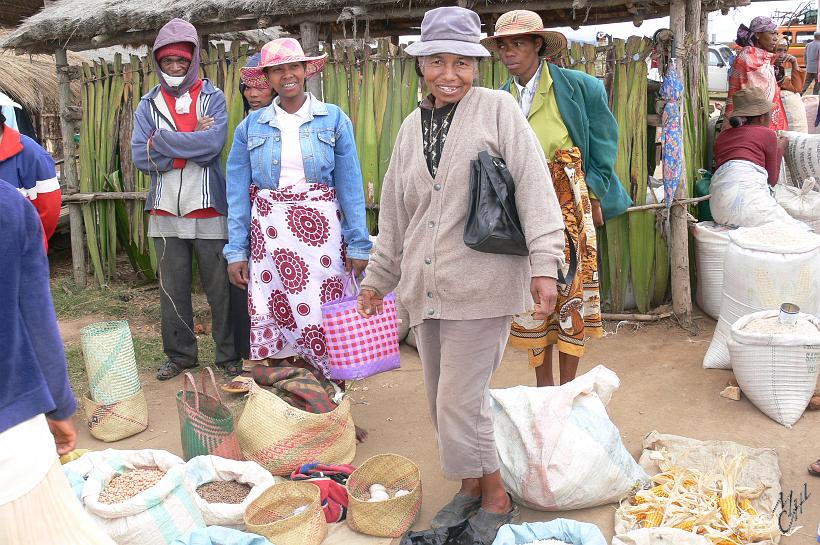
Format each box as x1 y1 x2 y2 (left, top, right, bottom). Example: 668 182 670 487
686 0 701 87
300 22 322 98
668 0 692 325
55 48 86 287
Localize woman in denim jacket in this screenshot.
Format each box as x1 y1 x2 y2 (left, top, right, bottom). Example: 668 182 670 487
224 38 371 385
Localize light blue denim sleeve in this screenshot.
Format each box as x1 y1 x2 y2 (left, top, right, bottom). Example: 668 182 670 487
224 119 252 264
332 110 372 260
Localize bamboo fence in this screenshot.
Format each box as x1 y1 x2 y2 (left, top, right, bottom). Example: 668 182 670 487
75 37 707 313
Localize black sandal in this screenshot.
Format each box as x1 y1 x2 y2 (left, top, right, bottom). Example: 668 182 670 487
156 360 186 381
216 360 243 376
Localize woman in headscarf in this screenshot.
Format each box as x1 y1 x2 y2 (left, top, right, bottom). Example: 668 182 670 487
482 10 630 386
358 7 565 543
224 38 371 404
726 16 788 131
229 53 277 364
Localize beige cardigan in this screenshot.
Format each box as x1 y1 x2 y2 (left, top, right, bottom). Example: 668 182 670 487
362 87 565 327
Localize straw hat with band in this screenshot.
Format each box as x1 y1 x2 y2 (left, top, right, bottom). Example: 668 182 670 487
241 38 327 86
481 10 567 60
729 87 773 118
404 7 491 58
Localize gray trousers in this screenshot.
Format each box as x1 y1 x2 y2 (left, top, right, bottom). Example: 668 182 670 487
414 316 512 480
153 237 239 368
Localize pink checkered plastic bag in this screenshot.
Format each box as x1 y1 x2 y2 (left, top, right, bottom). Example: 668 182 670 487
321 275 401 380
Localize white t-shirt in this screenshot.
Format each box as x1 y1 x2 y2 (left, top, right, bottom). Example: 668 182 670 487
273 95 311 189
0 414 58 505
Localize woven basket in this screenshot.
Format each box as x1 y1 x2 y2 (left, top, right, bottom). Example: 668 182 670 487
346 453 422 537
176 367 242 461
236 385 355 476
244 481 327 545
81 321 141 404
82 389 148 442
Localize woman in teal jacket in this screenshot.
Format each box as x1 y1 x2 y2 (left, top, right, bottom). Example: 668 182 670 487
225 38 371 383
483 10 632 387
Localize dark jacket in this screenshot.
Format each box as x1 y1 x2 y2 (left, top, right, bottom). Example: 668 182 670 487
0 181 76 434
503 62 633 219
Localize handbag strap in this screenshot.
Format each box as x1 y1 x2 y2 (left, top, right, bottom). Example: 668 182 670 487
182 372 200 412
200 367 222 403
341 273 361 298
559 228 578 287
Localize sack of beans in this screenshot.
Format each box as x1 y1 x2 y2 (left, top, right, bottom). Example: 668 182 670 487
63 450 102 500
185 455 279 528
81 449 205 545
729 310 820 427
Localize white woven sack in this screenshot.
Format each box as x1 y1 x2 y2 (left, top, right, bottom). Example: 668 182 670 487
729 310 820 427
184 455 279 528
803 94 819 134
781 130 820 185
613 528 711 545
703 223 820 369
490 365 647 511
782 91 808 133
82 449 205 545
774 178 820 233
691 222 737 320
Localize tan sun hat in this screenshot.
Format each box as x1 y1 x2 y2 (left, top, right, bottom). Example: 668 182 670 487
730 87 773 118
481 10 567 58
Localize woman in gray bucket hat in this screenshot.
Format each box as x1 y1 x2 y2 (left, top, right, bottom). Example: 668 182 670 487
358 6 566 543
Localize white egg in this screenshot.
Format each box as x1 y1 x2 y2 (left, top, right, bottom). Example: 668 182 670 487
369 490 390 501
369 484 387 494
394 489 410 498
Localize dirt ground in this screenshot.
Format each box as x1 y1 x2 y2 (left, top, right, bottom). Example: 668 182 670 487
58 313 820 544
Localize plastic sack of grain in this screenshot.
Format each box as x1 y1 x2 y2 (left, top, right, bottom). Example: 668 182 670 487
781 130 820 185
82 449 205 545
774 178 820 232
782 90 808 133
64 450 103 500
493 519 607 545
803 94 819 134
170 527 274 545
691 222 737 319
185 455 279 529
729 310 820 427
490 365 647 511
703 222 820 369
612 528 711 545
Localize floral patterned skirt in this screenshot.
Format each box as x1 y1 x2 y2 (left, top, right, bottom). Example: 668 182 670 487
247 182 347 377
510 147 603 363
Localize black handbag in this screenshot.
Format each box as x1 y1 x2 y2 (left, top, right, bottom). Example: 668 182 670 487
463 151 578 286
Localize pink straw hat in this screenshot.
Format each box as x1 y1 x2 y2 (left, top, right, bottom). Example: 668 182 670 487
481 10 567 58
240 38 327 84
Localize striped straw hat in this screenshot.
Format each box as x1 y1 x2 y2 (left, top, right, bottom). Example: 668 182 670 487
481 10 567 59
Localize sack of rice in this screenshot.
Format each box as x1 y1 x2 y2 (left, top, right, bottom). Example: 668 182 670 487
803 94 819 134
81 449 205 545
691 222 737 320
703 222 820 369
185 455 279 529
774 178 820 233
729 310 820 427
493 519 607 545
780 130 820 185
782 90 808 133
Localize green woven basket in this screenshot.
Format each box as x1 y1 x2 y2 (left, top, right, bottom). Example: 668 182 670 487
80 321 141 404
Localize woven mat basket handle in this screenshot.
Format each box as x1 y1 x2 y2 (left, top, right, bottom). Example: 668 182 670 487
182 372 200 412
200 367 223 404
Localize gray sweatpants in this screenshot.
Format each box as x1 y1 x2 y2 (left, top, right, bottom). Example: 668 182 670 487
414 316 512 480
153 237 239 369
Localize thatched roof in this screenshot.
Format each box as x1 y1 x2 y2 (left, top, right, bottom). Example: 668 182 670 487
0 47 81 111
2 0 753 54
0 0 43 27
